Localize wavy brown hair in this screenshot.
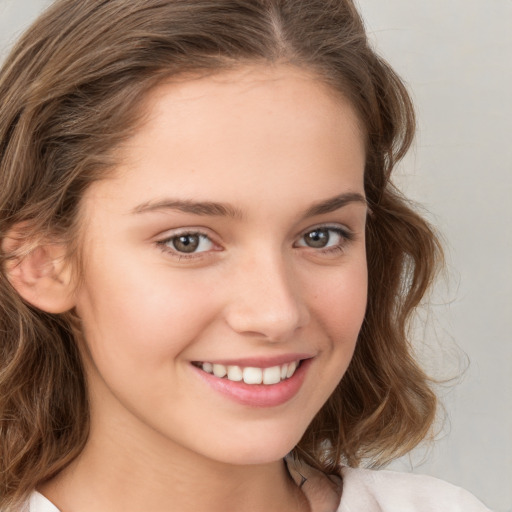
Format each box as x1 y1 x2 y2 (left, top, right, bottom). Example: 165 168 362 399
0 0 442 509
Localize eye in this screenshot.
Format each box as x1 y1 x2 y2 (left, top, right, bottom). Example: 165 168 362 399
159 232 215 254
295 226 352 250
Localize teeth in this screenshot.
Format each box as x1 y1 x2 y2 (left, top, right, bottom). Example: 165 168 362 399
263 366 281 385
213 364 227 378
243 367 263 384
286 361 297 378
199 360 300 385
227 365 243 382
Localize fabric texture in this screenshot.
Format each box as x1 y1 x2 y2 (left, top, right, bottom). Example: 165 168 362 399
286 457 492 512
338 467 492 512
27 492 60 512
27 463 492 512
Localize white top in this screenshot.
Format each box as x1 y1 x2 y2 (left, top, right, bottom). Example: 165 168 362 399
338 467 492 511
26 464 492 512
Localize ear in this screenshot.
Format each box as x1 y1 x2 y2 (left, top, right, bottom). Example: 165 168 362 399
2 227 76 314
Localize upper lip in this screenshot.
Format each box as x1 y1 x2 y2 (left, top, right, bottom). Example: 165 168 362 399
192 353 314 368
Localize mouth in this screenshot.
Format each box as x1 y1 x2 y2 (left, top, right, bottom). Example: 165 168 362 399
191 356 311 407
192 360 302 385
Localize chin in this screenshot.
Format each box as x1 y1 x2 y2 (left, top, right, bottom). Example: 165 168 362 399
202 425 307 467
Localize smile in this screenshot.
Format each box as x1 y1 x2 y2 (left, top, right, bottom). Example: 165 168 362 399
195 361 300 385
191 357 312 407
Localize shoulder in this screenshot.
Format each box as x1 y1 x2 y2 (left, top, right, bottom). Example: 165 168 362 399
22 469 493 512
23 492 60 512
338 466 492 512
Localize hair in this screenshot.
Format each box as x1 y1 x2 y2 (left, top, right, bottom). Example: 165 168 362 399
0 0 443 509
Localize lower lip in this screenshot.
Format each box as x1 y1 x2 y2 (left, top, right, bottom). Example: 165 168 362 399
191 359 311 408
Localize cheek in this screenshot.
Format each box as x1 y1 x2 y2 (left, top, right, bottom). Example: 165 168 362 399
309 260 368 345
287 259 367 422
75 253 220 370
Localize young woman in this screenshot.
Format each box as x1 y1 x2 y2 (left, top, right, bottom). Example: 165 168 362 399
0 1 491 511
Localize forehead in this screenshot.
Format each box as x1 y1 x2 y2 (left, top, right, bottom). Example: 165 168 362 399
84 64 366 217
140 64 364 144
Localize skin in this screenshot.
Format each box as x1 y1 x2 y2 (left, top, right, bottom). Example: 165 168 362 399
41 65 368 512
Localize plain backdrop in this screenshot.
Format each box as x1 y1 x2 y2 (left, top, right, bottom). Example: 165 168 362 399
1 1 511 511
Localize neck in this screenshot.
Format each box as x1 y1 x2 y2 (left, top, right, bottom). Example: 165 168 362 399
39 418 309 512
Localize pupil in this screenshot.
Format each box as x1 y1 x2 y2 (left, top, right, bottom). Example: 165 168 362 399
173 234 200 253
306 229 329 248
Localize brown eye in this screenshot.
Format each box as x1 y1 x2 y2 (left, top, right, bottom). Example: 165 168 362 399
158 231 216 258
165 233 213 254
172 234 200 253
296 227 350 251
303 228 330 248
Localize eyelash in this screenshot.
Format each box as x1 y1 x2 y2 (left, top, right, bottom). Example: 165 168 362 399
156 225 355 260
156 230 217 260
294 225 355 256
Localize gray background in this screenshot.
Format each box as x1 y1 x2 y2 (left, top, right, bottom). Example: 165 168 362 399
1 1 510 510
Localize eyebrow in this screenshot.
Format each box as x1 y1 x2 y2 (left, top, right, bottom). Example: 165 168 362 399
132 199 244 218
131 192 367 219
302 192 367 218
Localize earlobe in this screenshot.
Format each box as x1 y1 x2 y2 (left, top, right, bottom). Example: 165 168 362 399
2 230 76 314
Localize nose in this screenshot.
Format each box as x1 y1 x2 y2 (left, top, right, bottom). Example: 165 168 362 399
223 252 310 342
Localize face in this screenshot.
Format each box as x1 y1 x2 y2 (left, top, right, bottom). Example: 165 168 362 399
73 65 368 466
